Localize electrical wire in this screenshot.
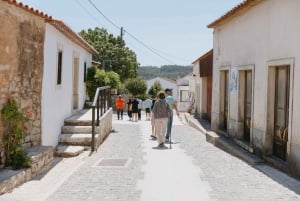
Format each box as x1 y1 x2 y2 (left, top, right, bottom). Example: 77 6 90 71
87 0 178 65
74 0 105 28
88 0 120 31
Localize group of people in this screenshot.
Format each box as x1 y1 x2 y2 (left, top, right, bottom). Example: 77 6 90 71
115 88 179 147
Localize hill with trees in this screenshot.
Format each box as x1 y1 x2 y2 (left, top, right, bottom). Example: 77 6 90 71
138 65 192 80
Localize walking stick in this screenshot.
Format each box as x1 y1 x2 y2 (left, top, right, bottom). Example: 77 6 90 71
169 131 172 149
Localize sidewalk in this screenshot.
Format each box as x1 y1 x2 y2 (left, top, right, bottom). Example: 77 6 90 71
0 113 299 201
137 115 211 201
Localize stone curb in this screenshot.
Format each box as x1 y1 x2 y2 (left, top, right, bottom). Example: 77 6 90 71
184 113 263 166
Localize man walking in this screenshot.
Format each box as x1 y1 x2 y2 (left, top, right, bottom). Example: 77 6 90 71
144 97 152 120
165 88 179 142
116 95 125 120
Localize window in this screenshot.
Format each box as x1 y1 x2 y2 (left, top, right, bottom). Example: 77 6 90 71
84 62 87 83
180 90 189 102
57 50 63 85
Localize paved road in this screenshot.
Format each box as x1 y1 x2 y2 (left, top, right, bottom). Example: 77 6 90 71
0 113 300 201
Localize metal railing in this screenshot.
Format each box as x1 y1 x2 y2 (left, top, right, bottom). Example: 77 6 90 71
91 86 111 151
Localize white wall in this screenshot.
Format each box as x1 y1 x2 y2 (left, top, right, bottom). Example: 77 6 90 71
177 75 192 112
146 77 178 99
41 24 93 146
192 61 202 115
211 0 300 175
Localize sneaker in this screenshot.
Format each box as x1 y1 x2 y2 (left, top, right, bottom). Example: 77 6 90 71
165 138 169 143
158 143 165 147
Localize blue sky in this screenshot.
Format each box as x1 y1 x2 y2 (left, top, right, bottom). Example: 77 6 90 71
20 0 243 67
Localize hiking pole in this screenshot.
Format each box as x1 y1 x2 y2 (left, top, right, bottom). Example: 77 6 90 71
169 130 172 149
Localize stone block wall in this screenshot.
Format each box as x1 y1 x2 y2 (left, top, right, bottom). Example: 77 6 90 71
0 1 45 164
0 146 54 195
96 108 113 149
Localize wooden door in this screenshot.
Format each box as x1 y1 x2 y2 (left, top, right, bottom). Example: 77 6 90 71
273 66 289 161
243 70 252 142
223 71 229 131
206 76 212 122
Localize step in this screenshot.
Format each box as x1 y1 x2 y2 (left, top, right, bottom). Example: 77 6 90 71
55 145 85 157
64 119 93 126
59 134 98 146
61 125 99 134
206 132 263 166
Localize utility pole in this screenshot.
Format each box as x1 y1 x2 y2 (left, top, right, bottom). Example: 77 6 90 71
120 27 124 47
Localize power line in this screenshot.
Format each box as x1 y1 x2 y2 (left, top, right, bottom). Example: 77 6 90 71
74 0 105 28
124 30 176 65
87 0 120 31
87 0 177 65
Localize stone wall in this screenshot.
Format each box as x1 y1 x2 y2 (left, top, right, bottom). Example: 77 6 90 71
0 1 45 164
96 108 113 149
0 146 54 195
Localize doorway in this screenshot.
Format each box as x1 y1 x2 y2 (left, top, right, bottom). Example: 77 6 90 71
243 70 252 142
220 70 229 131
273 66 289 161
73 58 79 111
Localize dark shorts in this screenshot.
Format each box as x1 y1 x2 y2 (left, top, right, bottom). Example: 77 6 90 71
145 108 150 113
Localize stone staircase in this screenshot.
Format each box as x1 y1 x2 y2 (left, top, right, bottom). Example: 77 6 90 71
55 111 99 157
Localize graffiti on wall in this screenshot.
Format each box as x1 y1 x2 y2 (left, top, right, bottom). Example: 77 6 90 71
230 67 237 94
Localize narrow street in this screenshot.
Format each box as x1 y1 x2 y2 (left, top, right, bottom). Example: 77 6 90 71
0 113 300 201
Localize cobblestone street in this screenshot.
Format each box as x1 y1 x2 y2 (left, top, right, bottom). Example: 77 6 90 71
0 113 300 201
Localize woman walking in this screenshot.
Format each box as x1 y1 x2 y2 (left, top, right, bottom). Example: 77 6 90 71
152 91 170 147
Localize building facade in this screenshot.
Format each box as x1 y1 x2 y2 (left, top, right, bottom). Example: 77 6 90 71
176 74 193 112
0 1 97 151
146 77 178 98
192 49 213 122
208 0 300 178
41 20 97 146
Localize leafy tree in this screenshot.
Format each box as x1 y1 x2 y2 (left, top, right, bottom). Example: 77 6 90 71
148 81 163 98
106 71 121 89
138 65 193 80
124 77 147 96
79 27 139 81
86 67 121 100
86 66 98 100
94 69 109 86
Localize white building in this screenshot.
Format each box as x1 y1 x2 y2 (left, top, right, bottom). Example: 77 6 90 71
42 20 97 146
146 77 178 99
208 0 300 178
191 49 213 121
176 74 193 112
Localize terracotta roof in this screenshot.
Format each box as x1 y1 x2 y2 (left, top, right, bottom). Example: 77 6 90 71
207 0 262 28
46 19 98 55
3 0 52 20
3 0 98 55
192 49 213 64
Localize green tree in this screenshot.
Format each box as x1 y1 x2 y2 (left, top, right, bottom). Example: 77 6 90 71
86 67 121 100
148 81 163 98
79 27 139 81
124 77 147 96
106 71 121 89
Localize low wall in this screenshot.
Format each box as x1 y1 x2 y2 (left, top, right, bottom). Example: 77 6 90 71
0 146 54 195
95 108 113 149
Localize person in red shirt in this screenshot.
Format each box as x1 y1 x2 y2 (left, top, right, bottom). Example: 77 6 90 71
116 95 125 120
